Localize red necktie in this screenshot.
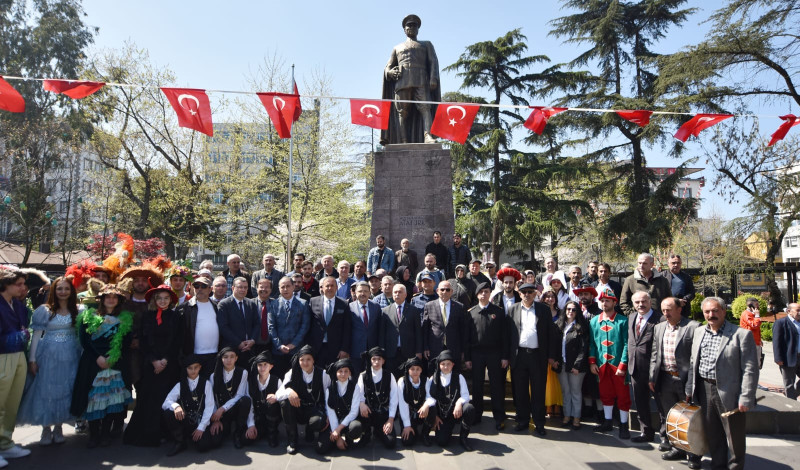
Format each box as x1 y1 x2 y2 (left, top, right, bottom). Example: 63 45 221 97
636 315 644 338
362 305 369 328
397 305 403 323
261 301 268 340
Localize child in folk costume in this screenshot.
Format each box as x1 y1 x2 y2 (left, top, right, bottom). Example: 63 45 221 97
70 285 133 448
277 345 330 455
208 347 251 449
242 350 282 448
357 346 398 449
17 277 82 445
397 356 436 446
319 358 363 454
162 355 222 456
425 349 475 451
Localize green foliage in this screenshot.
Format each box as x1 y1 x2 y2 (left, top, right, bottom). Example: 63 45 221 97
760 321 773 342
691 294 705 321
730 294 767 320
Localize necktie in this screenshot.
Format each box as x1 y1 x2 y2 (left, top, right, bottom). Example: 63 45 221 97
238 301 245 318
636 314 644 338
284 300 291 316
441 302 448 326
260 301 268 340
325 299 332 325
362 305 369 328
397 304 403 323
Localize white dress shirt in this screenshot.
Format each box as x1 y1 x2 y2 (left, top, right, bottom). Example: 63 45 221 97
209 368 249 411
246 373 283 428
423 372 470 408
162 377 216 432
276 368 332 401
519 303 540 349
357 368 399 419
397 376 427 425
325 379 364 429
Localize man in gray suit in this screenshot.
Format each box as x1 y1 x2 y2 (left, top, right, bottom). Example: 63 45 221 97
686 297 759 470
378 283 423 375
649 297 701 467
627 291 664 443
250 253 283 299
422 280 468 370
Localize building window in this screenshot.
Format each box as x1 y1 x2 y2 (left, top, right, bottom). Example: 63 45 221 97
785 236 798 248
59 201 69 213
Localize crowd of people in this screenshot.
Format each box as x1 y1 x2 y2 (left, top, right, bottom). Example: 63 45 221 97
0 231 762 469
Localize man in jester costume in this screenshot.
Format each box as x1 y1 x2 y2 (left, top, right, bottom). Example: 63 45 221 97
588 287 631 438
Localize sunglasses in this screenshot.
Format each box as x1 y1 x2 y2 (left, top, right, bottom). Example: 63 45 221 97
438 288 451 292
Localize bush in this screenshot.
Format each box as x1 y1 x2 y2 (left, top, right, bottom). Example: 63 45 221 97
690 294 705 321
761 321 774 342
730 294 767 320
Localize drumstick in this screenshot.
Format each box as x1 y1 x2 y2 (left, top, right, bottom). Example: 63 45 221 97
720 396 765 418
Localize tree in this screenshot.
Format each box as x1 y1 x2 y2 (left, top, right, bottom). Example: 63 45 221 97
546 0 699 256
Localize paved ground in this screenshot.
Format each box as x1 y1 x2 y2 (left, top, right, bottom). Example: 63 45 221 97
6 341 797 469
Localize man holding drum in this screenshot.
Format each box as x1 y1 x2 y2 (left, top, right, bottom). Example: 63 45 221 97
649 297 701 468
685 297 758 470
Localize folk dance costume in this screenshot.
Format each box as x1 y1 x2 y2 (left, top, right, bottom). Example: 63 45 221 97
357 347 398 449
588 288 630 438
397 357 436 446
161 356 222 455
243 351 282 448
319 359 363 454
425 350 475 450
278 345 331 454
208 348 251 448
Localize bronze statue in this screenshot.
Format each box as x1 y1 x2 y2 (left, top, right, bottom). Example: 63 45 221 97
380 14 441 145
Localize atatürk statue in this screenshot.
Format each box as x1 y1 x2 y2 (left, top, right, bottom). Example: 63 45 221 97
380 14 441 145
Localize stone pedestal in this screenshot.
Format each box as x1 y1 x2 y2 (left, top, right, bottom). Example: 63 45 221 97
370 143 454 270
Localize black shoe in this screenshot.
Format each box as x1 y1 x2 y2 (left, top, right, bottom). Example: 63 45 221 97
661 449 684 461
233 434 242 449
268 435 279 448
422 434 432 446
459 436 473 451
304 426 315 443
631 434 654 443
687 458 702 469
167 442 187 457
618 423 630 440
658 440 672 452
534 427 547 436
571 423 581 431
287 443 297 455
513 422 528 432
593 419 613 432
595 409 605 422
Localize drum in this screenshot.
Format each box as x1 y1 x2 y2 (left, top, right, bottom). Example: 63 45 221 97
666 401 707 456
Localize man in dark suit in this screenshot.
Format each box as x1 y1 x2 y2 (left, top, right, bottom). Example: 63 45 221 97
305 277 351 368
506 282 559 436
252 278 274 355
217 277 260 367
650 297 701 467
378 283 422 375
467 282 508 430
349 281 382 373
686 297 759 470
290 272 312 302
627 291 665 442
250 253 283 299
773 302 800 400
176 276 220 376
268 277 311 379
422 280 468 370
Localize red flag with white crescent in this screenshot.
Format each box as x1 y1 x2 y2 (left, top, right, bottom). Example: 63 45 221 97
674 113 733 142
768 114 800 146
292 81 302 123
257 92 301 139
160 88 214 136
0 76 25 113
615 109 652 127
430 103 480 144
524 106 567 134
350 99 391 130
43 80 105 99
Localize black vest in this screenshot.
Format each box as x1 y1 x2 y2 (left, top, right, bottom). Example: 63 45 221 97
327 379 357 421
429 371 461 416
249 374 280 416
179 376 208 426
402 376 427 413
361 369 392 413
286 366 325 411
213 367 245 406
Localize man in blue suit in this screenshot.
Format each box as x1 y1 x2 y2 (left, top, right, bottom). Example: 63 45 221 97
217 277 260 367
349 281 382 373
268 276 311 378
774 303 800 400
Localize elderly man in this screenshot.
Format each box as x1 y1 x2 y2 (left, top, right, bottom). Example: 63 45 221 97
335 261 355 301
649 297 701 467
773 303 800 400
663 254 695 318
351 260 368 283
422 281 468 369
210 276 228 304
686 297 759 470
378 283 423 375
627 292 664 443
373 276 395 309
305 277 351 368
217 277 260 366
467 259 490 287
620 253 671 316
368 235 395 275
222 254 253 298
395 238 420 279
315 255 338 281
251 253 283 300
268 277 311 379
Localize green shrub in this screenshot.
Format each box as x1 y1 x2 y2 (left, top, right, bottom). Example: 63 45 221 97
760 321 774 342
690 295 705 321
730 294 767 320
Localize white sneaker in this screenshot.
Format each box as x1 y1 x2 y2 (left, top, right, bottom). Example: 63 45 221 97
52 425 65 444
39 427 52 446
0 445 31 459
0 456 7 468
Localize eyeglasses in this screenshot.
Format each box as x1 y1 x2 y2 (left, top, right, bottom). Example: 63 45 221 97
438 288 451 292
520 290 535 295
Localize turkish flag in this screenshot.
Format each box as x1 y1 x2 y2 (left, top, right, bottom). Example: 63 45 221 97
768 114 800 146
350 99 391 130
43 80 105 99
524 106 567 134
674 113 733 142
616 109 652 127
430 103 480 144
292 81 302 122
161 88 214 136
257 92 301 139
0 76 25 113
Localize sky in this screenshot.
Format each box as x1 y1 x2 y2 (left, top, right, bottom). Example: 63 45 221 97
78 0 792 219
